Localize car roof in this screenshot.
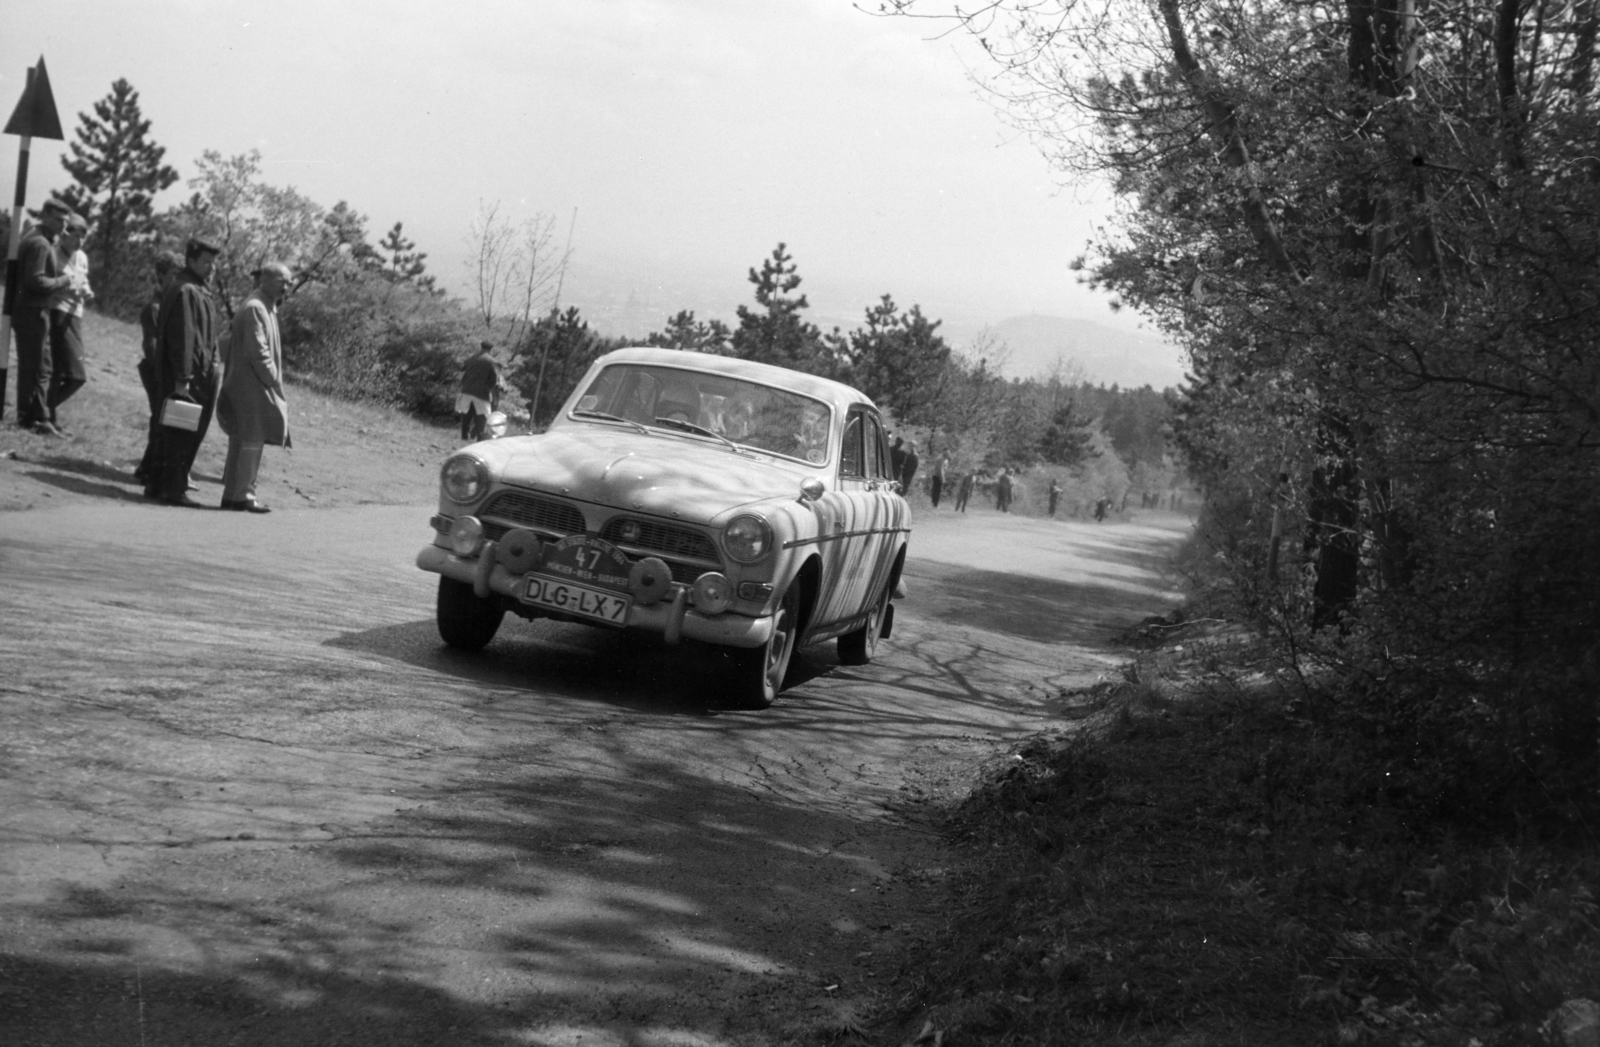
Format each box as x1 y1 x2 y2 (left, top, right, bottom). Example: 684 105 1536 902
590 346 879 415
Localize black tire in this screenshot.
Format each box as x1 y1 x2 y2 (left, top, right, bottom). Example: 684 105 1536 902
837 575 890 666
436 576 504 651
724 581 801 709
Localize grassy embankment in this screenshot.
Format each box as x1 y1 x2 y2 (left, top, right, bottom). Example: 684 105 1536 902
0 310 460 512
884 616 1599 1047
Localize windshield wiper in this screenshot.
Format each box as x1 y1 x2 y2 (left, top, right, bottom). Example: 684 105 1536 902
572 409 649 434
652 416 749 454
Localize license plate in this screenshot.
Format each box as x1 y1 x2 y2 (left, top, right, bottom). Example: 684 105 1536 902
519 576 632 625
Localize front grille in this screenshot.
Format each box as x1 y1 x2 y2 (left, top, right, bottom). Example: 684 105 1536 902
601 517 719 562
480 490 585 540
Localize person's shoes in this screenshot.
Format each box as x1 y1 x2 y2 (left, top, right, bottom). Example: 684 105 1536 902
159 495 207 509
31 421 64 437
221 498 271 513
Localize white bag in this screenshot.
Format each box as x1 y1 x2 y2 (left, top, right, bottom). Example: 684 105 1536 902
161 397 202 432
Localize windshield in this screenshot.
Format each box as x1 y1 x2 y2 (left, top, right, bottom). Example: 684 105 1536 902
571 363 832 464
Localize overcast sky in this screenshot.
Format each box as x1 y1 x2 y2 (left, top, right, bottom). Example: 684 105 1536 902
2 0 1177 374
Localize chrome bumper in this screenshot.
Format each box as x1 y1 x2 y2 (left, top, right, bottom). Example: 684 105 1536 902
417 544 774 649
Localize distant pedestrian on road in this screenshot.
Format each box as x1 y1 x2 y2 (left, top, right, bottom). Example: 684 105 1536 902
929 456 946 507
1048 478 1061 517
12 199 74 435
217 262 293 513
900 440 919 494
954 470 973 513
45 212 94 435
135 252 183 485
147 236 223 508
1094 497 1109 523
997 468 1014 513
457 341 505 441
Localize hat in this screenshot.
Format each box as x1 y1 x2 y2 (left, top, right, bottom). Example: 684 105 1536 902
479 341 495 352
252 261 293 282
186 235 222 257
64 212 88 232
41 199 70 216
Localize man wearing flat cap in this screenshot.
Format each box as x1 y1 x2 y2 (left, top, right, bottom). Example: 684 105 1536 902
217 262 292 512
148 235 223 507
12 199 75 435
456 340 506 441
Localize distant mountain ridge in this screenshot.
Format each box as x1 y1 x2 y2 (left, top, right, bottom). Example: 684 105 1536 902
980 314 1187 390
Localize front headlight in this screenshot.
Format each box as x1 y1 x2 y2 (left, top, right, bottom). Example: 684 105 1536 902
723 514 773 563
441 455 488 503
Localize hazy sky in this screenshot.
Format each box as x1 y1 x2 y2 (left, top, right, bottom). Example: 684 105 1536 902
2 0 1176 372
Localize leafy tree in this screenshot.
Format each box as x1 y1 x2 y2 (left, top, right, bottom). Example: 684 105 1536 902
731 243 835 375
55 78 180 314
845 295 952 426
646 310 732 353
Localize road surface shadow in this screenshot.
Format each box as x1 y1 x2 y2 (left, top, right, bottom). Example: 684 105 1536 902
3 755 933 1046
21 469 147 504
325 617 837 714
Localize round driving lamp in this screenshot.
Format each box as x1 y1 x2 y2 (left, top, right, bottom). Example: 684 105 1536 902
448 516 486 557
723 514 773 563
690 572 734 615
441 455 488 504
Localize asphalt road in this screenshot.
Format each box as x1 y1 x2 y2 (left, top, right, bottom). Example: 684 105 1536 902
0 500 1188 1046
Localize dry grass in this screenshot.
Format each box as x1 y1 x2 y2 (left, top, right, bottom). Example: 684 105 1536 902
1 310 463 512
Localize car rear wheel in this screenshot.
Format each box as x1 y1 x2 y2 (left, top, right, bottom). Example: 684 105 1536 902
437 576 505 651
837 575 890 666
724 581 800 709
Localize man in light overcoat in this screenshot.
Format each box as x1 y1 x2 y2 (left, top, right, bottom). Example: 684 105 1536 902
217 262 292 513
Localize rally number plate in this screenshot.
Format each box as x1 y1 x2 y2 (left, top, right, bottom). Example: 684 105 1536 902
516 534 634 627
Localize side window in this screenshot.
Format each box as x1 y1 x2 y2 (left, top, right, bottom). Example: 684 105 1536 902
840 411 864 477
864 414 886 480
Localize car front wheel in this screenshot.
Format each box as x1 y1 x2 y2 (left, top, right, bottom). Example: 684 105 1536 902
724 581 800 709
436 575 505 651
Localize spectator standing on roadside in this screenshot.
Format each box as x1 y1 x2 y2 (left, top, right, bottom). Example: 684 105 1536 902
12 199 74 435
929 456 946 507
889 435 906 485
147 236 223 508
997 468 1014 513
135 252 182 485
954 470 974 513
456 341 504 441
900 440 920 494
1048 478 1061 517
217 262 293 513
44 212 94 435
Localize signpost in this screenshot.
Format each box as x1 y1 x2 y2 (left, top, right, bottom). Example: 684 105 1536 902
1 58 65 420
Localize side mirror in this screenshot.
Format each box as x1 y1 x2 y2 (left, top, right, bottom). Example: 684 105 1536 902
798 478 826 503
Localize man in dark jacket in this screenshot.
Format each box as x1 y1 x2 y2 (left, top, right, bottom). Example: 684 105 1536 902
456 341 505 440
13 200 74 435
134 253 182 484
147 237 222 507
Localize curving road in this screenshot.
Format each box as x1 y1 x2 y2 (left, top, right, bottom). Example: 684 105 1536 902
0 500 1188 1046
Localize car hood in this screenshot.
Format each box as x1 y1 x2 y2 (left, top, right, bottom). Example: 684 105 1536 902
480 427 811 520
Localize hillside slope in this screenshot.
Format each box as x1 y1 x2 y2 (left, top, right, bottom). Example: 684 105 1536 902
1 311 462 513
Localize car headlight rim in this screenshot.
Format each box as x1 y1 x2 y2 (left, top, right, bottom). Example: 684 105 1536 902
441 454 489 504
723 513 773 564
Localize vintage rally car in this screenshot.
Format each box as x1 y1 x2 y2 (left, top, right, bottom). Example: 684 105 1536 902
416 346 912 707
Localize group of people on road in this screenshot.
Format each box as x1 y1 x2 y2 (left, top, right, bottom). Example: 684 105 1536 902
11 199 93 437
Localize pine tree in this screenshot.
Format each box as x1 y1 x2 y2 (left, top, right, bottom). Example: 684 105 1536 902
58 79 179 309
731 243 832 375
